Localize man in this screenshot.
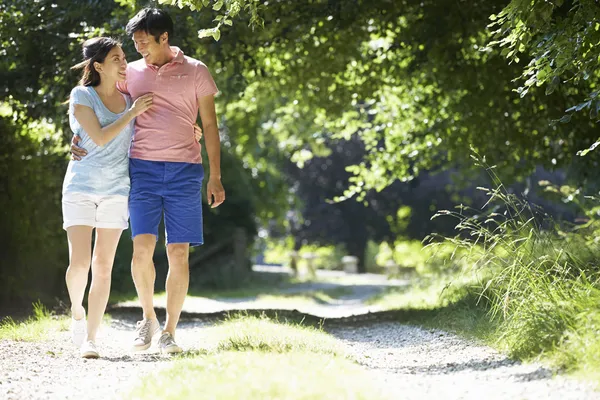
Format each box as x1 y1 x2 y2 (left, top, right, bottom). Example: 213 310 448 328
72 8 225 354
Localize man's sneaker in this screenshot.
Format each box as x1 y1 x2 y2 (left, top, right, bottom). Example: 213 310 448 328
80 340 99 359
132 318 160 351
158 332 182 354
71 310 86 347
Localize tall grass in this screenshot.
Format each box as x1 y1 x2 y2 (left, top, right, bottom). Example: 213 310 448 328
0 301 69 341
431 156 600 379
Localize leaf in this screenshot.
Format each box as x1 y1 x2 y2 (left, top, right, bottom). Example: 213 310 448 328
591 101 599 120
213 0 224 11
558 114 572 123
577 139 600 157
198 28 216 39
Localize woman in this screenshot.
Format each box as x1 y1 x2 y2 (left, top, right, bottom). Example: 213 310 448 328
63 37 151 359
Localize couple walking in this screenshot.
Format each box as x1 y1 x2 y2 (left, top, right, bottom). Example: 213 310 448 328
63 8 225 358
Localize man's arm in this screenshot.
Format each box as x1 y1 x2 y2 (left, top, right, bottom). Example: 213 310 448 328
198 95 225 208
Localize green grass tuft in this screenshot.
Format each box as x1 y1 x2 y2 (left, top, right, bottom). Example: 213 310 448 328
193 314 345 356
0 301 69 341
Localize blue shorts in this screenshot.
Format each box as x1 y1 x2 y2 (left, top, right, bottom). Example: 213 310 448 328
129 158 204 246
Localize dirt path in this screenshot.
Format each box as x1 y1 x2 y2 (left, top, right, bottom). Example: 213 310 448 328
1 269 597 399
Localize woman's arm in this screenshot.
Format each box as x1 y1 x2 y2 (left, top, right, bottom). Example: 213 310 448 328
72 93 153 147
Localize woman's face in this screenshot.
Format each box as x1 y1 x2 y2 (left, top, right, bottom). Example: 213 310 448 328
97 46 127 82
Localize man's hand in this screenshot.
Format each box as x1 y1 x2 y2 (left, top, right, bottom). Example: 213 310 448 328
194 124 203 142
70 135 87 161
207 177 225 208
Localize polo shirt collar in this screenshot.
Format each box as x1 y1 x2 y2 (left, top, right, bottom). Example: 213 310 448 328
170 46 184 64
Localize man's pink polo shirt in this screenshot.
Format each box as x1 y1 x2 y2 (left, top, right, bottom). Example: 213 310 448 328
118 47 218 164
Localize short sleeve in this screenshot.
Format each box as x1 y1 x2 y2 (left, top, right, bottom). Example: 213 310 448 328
70 86 94 109
195 63 218 98
69 86 94 136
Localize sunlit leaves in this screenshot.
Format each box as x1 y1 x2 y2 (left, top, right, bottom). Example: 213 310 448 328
489 0 600 129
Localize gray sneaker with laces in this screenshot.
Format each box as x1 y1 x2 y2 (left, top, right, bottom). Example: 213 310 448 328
132 318 160 351
158 332 182 354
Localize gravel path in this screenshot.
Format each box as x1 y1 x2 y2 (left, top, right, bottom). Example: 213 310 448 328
330 322 598 400
1 270 598 400
0 318 213 400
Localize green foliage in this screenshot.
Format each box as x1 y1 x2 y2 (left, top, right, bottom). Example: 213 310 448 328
0 110 68 306
122 315 389 400
489 1 600 156
0 301 69 341
263 237 346 271
432 160 600 375
374 239 469 276
168 0 600 198
158 0 264 40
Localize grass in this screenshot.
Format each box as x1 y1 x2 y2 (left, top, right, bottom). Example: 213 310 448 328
383 161 600 386
121 315 389 400
193 314 345 355
123 351 387 400
365 271 497 343
0 301 69 341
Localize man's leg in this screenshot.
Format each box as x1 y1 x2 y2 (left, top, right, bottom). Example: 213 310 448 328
131 234 157 320
158 162 204 353
128 158 165 350
164 243 190 335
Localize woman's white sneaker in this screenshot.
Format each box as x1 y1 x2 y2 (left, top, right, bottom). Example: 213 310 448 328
71 311 86 347
80 340 99 359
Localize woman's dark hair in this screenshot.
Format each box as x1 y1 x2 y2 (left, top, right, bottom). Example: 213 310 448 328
126 8 173 43
71 37 121 87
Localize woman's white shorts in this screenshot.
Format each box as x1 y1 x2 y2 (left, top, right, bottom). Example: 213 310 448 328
62 192 129 230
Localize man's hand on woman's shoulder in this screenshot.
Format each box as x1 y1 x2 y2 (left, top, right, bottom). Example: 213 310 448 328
70 135 87 161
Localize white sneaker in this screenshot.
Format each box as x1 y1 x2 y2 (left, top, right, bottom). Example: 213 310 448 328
80 340 99 359
132 318 160 351
158 332 182 354
71 310 86 347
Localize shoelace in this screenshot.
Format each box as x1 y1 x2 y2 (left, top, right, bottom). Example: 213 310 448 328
136 320 152 338
159 333 174 346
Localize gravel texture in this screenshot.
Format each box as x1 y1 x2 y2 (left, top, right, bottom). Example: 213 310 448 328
1 271 598 400
0 318 212 400
330 322 599 400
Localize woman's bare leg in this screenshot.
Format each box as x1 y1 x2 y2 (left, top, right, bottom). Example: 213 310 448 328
65 226 93 320
86 228 122 342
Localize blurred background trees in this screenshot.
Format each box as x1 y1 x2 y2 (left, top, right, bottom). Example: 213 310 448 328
1 0 598 307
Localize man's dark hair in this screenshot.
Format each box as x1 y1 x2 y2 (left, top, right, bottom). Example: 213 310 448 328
126 8 173 43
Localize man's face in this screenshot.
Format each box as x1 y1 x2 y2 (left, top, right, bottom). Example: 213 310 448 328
132 31 164 65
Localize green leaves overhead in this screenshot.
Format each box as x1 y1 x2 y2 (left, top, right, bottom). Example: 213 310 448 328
154 0 263 40
489 1 600 122
175 0 600 195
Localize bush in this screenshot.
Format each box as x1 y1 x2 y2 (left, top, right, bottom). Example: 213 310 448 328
0 113 68 307
433 161 600 376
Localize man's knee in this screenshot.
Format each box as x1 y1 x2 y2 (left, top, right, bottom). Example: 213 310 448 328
166 244 189 267
132 235 156 267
